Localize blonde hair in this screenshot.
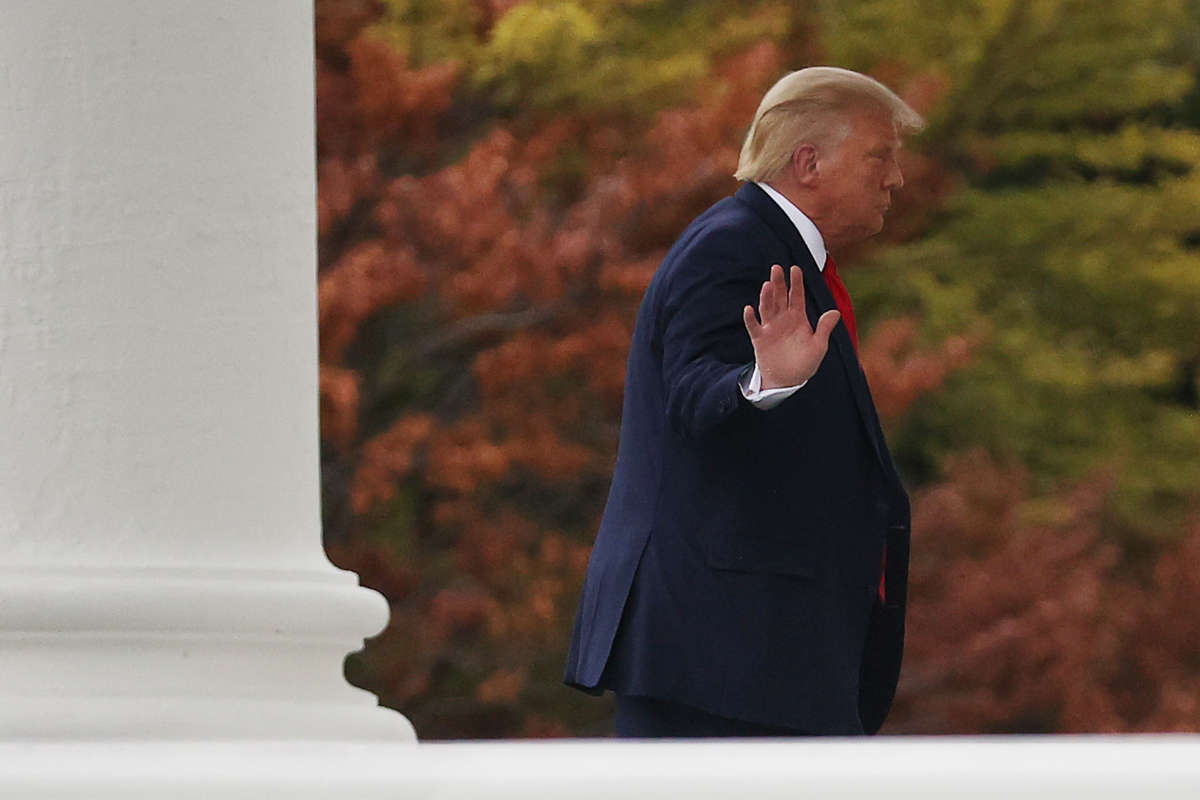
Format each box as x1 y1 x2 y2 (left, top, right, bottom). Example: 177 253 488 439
734 67 924 183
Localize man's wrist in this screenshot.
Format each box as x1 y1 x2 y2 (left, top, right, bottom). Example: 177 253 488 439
740 364 806 410
759 371 788 391
759 369 806 391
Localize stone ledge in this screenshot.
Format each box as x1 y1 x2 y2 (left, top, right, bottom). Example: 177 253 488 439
2 736 1198 799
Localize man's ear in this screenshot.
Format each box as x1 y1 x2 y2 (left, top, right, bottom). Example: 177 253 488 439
791 144 820 188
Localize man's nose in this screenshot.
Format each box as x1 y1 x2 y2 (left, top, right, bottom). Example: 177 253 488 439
885 160 904 190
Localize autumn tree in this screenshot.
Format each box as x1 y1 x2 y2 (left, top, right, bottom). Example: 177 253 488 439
316 0 867 737
828 0 1200 733
315 0 1200 737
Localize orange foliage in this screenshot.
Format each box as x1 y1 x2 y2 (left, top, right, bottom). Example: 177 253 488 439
425 419 511 494
312 0 1200 740
319 365 362 452
861 318 973 421
319 241 426 362
477 668 528 703
314 2 966 734
1128 523 1200 731
890 451 1200 733
350 414 436 514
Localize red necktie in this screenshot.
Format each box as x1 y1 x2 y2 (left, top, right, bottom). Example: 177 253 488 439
823 254 886 602
821 254 858 351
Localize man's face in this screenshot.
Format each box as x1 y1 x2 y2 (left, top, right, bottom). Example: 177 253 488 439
812 109 904 248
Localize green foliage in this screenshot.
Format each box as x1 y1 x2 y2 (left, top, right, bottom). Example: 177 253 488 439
827 0 1195 133
320 0 1200 737
378 0 789 117
476 1 694 113
976 125 1200 183
375 0 485 66
845 0 1200 539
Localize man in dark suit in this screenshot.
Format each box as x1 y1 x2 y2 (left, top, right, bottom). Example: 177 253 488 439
564 67 924 736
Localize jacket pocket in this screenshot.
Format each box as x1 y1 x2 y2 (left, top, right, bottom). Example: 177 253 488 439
703 526 816 578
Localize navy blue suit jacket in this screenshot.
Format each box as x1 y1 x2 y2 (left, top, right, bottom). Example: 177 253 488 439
564 182 911 735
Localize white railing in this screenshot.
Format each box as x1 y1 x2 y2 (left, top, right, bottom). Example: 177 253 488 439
3 736 1200 798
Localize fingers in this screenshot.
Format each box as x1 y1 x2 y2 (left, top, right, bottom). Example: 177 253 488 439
743 304 761 337
813 309 841 344
757 264 814 327
772 264 790 315
787 265 804 310
758 264 790 322
758 276 774 321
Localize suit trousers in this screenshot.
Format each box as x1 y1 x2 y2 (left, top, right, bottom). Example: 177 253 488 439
614 694 811 738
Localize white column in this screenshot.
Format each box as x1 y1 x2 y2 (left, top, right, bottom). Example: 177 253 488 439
0 0 413 740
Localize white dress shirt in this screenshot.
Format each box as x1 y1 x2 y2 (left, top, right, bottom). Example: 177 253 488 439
738 182 828 411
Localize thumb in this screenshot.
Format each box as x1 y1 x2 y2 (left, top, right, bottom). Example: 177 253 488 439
813 309 841 344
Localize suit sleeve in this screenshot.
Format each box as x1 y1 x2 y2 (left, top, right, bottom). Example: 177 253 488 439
658 232 772 439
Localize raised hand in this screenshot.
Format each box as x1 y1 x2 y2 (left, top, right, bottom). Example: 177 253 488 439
742 264 841 389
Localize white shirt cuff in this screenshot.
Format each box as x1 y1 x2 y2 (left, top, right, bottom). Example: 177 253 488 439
738 364 805 410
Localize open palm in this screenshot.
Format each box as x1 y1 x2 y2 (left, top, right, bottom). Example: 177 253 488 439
742 264 841 389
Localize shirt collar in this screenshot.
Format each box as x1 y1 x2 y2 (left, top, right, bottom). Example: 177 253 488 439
755 181 827 272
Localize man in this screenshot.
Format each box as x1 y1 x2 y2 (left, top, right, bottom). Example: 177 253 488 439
564 67 923 737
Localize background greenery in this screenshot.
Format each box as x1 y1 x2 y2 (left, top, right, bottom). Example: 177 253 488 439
316 0 1200 737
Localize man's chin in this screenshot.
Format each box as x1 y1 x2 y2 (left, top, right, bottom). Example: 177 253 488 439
838 218 887 247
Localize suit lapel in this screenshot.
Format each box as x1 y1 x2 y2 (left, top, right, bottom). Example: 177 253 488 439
734 182 888 471
798 255 889 471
